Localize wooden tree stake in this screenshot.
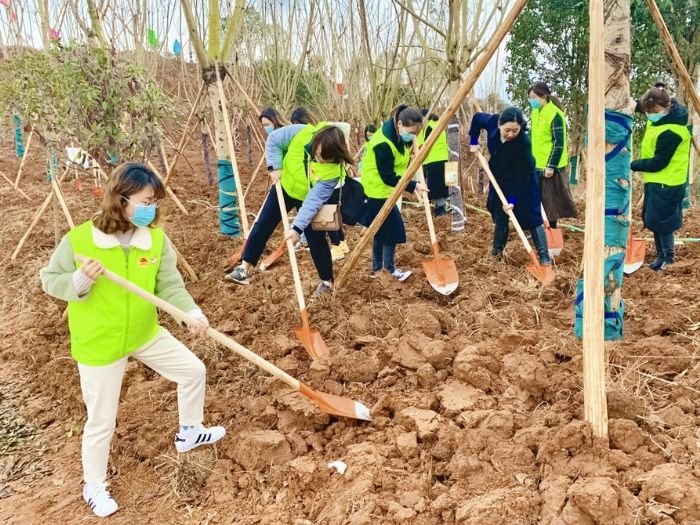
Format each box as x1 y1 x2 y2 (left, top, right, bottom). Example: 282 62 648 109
11 167 70 260
163 82 205 188
646 0 700 119
582 0 609 439
14 128 34 188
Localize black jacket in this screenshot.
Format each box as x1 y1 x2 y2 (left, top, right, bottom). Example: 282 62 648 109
631 100 689 173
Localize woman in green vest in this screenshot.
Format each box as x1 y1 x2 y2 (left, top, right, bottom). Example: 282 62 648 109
226 118 352 295
360 104 428 281
40 163 225 518
528 81 578 228
418 109 450 216
631 83 691 271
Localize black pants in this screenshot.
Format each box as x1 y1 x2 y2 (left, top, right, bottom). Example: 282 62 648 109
653 231 675 263
242 187 333 281
493 215 550 264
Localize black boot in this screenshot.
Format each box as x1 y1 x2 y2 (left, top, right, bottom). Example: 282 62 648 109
531 225 551 265
492 220 509 258
649 232 665 270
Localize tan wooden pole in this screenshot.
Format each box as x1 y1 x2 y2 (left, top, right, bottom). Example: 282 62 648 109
582 0 608 439
646 0 700 119
163 82 205 188
334 0 531 291
14 128 34 188
11 167 70 260
215 63 250 236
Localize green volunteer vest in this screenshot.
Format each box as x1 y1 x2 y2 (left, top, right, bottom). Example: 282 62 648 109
640 121 691 186
308 159 346 186
360 127 410 199
281 122 330 200
531 102 568 169
67 221 164 366
417 120 449 163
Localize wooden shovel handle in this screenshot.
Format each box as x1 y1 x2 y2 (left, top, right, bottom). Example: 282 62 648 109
74 254 301 390
415 164 439 248
476 152 534 255
273 182 307 312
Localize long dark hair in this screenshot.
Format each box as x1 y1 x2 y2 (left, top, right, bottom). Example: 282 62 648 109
290 107 318 125
528 81 564 110
94 163 165 233
258 107 285 129
641 82 672 112
393 104 423 127
312 126 355 165
498 107 528 132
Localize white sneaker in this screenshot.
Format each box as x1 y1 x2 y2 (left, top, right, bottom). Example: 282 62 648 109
174 424 226 453
391 269 412 282
83 483 119 518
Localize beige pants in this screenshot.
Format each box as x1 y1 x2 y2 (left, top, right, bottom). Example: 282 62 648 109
77 328 206 484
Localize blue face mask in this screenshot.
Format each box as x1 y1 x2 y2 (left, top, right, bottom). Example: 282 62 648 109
528 98 542 110
264 125 274 135
647 112 665 123
400 131 415 143
125 198 157 228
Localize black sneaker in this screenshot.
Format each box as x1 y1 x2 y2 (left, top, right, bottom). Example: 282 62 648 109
435 205 447 217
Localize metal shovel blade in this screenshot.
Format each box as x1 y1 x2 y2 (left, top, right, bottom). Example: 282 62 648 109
624 237 646 275
223 241 246 273
293 325 330 361
526 263 556 286
259 239 287 271
299 383 373 421
422 258 459 295
545 226 564 257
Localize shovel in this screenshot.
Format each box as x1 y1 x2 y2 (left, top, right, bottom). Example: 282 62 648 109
624 230 646 274
416 166 459 295
540 204 564 257
75 256 370 422
274 182 329 361
623 180 645 274
259 237 287 271
476 152 556 286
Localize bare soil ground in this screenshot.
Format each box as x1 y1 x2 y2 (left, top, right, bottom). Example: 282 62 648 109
1 97 699 524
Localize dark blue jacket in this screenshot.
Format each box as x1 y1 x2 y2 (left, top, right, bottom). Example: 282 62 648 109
469 112 543 229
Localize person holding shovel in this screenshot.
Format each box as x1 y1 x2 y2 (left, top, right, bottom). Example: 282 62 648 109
417 109 450 217
360 104 429 281
226 118 352 296
468 107 551 265
527 81 578 228
630 83 691 271
40 163 225 518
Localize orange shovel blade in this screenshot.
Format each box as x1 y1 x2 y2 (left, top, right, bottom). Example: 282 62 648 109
526 262 556 286
422 257 459 295
545 226 564 257
624 237 646 274
224 240 246 272
293 325 329 361
299 383 373 421
259 239 287 271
